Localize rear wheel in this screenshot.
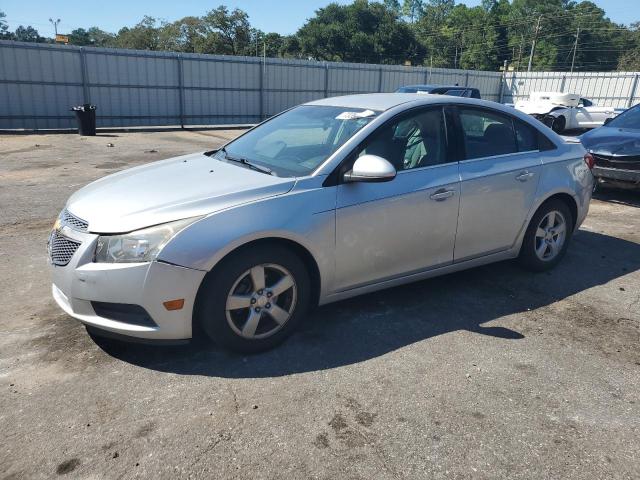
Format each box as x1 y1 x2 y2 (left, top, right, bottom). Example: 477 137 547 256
518 199 573 272
196 245 310 353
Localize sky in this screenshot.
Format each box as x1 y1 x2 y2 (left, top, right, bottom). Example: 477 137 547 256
1 0 637 36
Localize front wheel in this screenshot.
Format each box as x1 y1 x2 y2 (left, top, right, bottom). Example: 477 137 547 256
551 115 566 134
196 245 311 353
518 200 574 272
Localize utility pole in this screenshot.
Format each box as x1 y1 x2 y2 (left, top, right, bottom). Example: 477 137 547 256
518 33 524 71
49 18 60 37
429 55 433 83
570 27 580 73
263 41 266 81
527 15 542 72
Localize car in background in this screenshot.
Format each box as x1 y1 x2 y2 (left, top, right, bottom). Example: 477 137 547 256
515 92 624 134
49 94 592 352
396 84 481 99
581 103 640 189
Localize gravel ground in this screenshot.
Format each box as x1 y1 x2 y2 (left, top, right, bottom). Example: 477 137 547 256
0 130 639 480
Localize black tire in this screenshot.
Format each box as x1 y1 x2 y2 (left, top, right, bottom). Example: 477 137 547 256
551 115 566 134
195 244 311 353
518 199 574 272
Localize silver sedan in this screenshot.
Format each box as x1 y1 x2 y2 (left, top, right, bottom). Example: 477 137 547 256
49 94 594 352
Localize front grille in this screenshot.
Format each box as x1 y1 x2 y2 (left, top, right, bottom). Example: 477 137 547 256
60 209 89 232
49 231 81 266
593 154 640 172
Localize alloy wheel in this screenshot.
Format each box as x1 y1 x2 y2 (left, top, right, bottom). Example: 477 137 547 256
534 210 567 261
225 263 297 340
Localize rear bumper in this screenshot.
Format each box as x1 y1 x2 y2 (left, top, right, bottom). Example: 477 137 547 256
50 229 206 340
593 166 640 185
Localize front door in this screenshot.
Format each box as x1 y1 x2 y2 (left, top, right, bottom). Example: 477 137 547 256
574 99 616 128
334 107 460 292
454 107 542 261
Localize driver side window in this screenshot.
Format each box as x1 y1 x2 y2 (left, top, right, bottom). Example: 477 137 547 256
358 108 448 171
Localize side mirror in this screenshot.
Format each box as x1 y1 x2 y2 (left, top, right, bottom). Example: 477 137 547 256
343 154 397 183
603 117 613 125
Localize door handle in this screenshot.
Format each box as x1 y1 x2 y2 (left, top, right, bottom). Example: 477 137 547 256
515 171 535 182
429 189 455 201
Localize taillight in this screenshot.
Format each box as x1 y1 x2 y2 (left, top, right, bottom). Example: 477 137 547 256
583 153 595 170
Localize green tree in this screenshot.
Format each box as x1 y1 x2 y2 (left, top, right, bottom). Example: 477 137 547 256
617 23 640 71
414 0 458 68
297 0 424 64
279 35 303 58
115 16 161 50
68 28 92 46
13 25 45 43
0 10 12 40
160 16 206 53
402 0 423 23
383 0 402 16
86 27 117 47
198 6 252 55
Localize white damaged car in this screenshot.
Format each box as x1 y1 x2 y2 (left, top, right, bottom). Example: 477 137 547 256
515 92 623 134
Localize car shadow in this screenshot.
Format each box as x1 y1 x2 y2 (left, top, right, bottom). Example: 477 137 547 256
94 230 640 378
594 188 640 208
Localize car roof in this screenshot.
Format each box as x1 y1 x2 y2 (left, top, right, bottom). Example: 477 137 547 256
400 84 476 90
305 93 488 112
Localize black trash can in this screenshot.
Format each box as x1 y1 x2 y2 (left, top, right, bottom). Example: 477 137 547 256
71 104 97 136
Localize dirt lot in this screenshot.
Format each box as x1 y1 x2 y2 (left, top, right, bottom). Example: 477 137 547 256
1 130 639 479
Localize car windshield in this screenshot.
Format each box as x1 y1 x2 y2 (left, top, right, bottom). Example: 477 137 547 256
606 105 640 130
216 105 378 177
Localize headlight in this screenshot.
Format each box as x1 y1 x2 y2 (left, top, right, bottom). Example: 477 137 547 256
94 217 200 263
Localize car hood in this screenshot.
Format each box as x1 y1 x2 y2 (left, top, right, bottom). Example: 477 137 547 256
66 152 296 233
581 127 640 157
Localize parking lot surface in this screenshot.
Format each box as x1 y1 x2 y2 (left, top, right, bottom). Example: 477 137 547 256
1 130 639 479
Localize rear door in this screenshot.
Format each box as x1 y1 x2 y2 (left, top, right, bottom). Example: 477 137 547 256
454 107 543 262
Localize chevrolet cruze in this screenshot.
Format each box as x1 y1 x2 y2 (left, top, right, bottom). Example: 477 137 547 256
49 94 594 352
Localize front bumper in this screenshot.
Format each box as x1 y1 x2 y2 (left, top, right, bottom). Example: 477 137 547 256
593 166 640 187
50 228 206 340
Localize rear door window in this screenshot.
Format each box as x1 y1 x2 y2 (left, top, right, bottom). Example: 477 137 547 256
514 119 539 152
458 108 518 159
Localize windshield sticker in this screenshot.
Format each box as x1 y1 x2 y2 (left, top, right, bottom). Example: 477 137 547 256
335 109 376 120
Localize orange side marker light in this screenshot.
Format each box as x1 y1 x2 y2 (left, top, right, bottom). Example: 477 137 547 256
163 299 185 311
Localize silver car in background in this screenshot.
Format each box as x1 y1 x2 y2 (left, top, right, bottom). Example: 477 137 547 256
49 94 594 352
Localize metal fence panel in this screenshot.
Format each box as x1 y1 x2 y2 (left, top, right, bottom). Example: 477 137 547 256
1 39 639 130
328 62 380 95
503 71 640 108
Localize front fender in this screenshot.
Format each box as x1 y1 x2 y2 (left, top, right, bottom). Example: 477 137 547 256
546 107 568 118
157 177 337 298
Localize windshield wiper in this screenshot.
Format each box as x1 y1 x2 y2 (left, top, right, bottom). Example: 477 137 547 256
220 147 274 175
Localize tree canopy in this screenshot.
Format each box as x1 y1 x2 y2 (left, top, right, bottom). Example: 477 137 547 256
0 1 636 71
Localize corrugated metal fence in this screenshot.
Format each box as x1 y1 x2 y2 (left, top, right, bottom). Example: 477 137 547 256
502 71 640 108
1 40 639 130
